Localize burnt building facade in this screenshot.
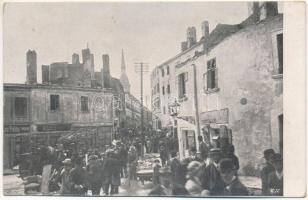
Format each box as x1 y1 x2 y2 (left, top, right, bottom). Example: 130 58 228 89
151 2 283 175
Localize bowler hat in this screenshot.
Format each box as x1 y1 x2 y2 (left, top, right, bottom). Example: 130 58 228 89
209 148 222 155
219 158 236 173
272 153 283 162
263 149 275 157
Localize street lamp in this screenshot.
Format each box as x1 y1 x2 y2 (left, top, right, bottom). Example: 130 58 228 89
169 98 181 117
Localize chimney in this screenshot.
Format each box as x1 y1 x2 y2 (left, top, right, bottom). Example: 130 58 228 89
247 2 260 16
181 41 188 52
26 50 37 84
260 2 278 20
72 53 80 64
187 27 197 48
201 21 209 40
42 65 49 84
82 48 91 64
102 54 111 88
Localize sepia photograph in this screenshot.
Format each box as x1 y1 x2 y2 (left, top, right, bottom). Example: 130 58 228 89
1 1 305 197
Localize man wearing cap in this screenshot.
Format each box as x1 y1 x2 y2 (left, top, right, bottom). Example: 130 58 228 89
200 148 225 195
268 153 283 196
261 149 275 195
69 157 87 195
219 158 249 196
148 167 173 196
188 147 202 163
198 136 210 161
56 158 73 195
86 155 102 195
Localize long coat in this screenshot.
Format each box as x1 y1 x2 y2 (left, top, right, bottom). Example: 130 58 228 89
268 172 283 196
261 162 275 195
200 163 225 195
222 178 249 196
69 166 87 195
102 157 122 186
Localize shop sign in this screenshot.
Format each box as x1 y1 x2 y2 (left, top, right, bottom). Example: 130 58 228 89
200 108 229 124
4 125 31 134
37 124 71 132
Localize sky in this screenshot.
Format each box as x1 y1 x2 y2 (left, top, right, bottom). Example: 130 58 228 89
3 2 269 107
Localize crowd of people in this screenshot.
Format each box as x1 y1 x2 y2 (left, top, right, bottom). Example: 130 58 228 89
19 132 283 196
47 140 141 196
150 136 283 196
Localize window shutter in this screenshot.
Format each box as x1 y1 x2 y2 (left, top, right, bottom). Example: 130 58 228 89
207 71 211 89
215 68 218 89
203 73 207 92
185 72 188 82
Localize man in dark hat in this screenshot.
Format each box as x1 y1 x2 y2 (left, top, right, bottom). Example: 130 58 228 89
86 155 102 195
69 157 87 195
58 158 73 195
198 136 210 161
200 148 225 195
188 147 202 162
219 158 249 196
261 148 276 195
268 153 283 196
148 167 174 196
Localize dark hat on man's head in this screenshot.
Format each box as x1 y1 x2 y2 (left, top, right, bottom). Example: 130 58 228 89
209 148 222 155
219 158 236 173
263 149 275 157
89 155 98 161
272 153 283 163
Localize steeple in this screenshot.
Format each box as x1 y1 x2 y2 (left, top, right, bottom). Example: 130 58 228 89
120 49 131 93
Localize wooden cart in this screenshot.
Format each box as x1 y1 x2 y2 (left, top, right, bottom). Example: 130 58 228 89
136 169 153 185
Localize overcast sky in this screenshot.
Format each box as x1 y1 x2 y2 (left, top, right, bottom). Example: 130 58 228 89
3 2 282 107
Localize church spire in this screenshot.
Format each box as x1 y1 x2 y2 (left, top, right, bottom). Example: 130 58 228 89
121 49 126 72
120 49 130 93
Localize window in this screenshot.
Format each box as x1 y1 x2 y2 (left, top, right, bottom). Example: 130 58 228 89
178 72 188 98
162 86 165 95
14 97 27 118
277 33 283 74
157 83 160 93
207 58 218 90
50 95 60 111
161 68 164 77
81 96 89 112
167 84 171 94
167 66 170 75
163 106 166 114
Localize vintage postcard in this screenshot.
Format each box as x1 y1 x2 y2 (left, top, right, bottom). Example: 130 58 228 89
1 1 306 198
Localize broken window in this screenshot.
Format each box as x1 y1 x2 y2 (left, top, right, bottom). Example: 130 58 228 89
207 58 218 89
167 84 171 94
14 97 27 118
178 72 188 98
50 94 60 111
277 33 283 74
81 96 89 112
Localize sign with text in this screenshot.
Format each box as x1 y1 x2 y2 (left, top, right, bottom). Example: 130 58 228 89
200 108 229 124
37 124 71 132
4 125 31 134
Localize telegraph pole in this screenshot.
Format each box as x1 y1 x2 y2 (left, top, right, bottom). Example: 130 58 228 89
135 62 149 157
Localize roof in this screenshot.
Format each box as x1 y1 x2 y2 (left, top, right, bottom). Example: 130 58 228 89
204 24 241 51
154 13 283 71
